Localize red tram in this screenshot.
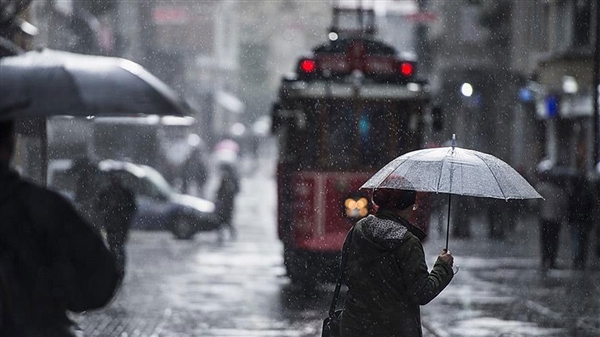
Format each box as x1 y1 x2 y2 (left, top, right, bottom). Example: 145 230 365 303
271 7 432 285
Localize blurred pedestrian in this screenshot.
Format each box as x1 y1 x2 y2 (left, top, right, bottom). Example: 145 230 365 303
451 195 471 238
95 172 137 276
595 219 600 266
181 144 208 196
536 168 567 270
568 174 595 270
0 120 120 336
214 138 240 165
340 188 454 337
215 162 240 240
485 199 507 240
71 156 102 229
594 166 600 265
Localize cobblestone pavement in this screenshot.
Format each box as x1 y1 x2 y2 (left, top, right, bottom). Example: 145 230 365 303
75 157 600 337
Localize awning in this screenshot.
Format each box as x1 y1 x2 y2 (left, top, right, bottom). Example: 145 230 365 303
215 91 245 114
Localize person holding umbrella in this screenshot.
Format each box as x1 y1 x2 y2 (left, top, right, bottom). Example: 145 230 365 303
339 187 454 337
0 120 120 336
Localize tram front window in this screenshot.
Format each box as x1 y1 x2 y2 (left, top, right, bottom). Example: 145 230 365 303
281 101 410 171
358 105 388 168
324 102 354 169
322 102 393 170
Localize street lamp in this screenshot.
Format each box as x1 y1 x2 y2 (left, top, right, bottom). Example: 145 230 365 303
460 82 473 97
562 76 578 94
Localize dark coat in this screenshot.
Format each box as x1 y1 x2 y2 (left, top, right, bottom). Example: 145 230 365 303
95 180 137 275
215 165 240 224
567 175 595 229
0 166 120 336
96 181 137 239
340 211 453 337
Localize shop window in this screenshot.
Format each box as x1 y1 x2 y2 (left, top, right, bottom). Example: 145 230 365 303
551 0 593 53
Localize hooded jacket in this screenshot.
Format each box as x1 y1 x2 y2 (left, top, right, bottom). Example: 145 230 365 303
0 165 120 336
340 210 453 337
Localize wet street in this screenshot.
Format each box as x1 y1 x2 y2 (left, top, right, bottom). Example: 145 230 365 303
76 157 600 337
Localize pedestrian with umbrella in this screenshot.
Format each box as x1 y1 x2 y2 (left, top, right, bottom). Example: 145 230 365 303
0 120 120 337
0 48 199 335
331 135 542 336
339 185 455 337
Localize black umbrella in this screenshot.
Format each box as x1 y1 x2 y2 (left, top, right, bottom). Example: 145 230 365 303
0 48 195 120
0 48 196 185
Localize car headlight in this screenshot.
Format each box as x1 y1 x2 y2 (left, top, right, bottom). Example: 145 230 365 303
344 196 369 219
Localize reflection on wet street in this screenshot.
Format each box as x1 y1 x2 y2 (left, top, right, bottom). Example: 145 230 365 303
422 220 600 337
76 160 336 336
75 159 600 337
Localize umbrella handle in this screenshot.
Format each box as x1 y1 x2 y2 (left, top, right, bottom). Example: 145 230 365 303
445 193 451 251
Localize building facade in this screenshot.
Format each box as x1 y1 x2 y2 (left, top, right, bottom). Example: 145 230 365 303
529 0 598 176
10 1 596 181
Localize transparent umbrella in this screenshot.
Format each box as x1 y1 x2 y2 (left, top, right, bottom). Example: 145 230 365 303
361 135 542 250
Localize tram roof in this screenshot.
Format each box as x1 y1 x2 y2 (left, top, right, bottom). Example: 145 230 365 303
279 79 430 101
313 37 398 56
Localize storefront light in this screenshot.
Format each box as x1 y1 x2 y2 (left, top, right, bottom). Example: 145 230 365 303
460 83 473 97
562 76 578 94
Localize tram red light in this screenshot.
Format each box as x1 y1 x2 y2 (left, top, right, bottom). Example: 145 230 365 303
400 62 414 77
299 59 317 73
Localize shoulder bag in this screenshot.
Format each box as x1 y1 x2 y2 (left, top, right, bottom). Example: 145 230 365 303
321 226 354 337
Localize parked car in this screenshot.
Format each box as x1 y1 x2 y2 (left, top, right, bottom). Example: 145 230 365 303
48 159 220 240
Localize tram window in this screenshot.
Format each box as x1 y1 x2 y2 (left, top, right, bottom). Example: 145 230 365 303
324 103 355 169
278 101 413 171
358 104 388 168
282 109 318 170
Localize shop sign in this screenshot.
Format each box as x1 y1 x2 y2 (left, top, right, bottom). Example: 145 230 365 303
560 93 592 118
153 6 190 25
536 94 559 119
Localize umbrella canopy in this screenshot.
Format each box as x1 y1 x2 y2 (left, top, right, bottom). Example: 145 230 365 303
0 48 195 120
361 140 542 251
361 146 542 200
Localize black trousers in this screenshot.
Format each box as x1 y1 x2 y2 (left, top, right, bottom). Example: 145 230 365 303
539 219 561 268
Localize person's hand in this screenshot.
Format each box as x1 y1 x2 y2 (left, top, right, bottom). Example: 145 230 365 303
439 249 454 267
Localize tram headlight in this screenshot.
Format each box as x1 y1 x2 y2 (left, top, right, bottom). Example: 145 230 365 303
344 197 369 219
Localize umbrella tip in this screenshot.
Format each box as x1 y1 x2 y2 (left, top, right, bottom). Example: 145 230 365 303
452 134 456 151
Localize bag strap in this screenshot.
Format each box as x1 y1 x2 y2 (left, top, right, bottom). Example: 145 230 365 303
328 225 355 318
